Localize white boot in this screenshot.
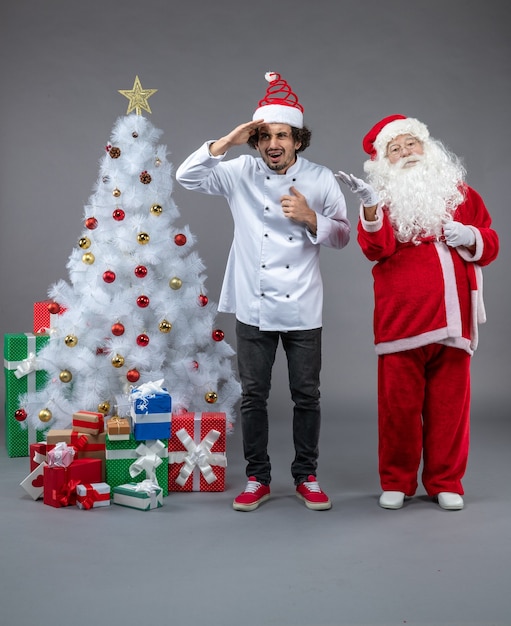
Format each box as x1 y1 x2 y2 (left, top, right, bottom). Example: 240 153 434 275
379 491 405 509
437 492 464 510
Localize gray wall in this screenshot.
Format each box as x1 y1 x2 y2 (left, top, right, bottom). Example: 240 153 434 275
1 0 510 420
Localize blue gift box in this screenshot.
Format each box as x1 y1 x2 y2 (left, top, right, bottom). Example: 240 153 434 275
130 384 171 442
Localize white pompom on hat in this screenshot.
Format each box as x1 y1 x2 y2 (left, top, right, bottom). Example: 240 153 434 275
363 114 429 160
252 72 304 129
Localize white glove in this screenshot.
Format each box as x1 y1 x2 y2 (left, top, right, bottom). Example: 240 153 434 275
335 171 379 207
443 221 476 248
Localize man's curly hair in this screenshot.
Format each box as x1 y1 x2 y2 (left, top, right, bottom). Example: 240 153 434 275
247 126 311 153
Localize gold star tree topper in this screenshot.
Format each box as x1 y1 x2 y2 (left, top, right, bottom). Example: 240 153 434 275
118 76 158 115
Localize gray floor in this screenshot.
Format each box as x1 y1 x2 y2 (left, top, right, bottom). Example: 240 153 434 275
1 397 510 626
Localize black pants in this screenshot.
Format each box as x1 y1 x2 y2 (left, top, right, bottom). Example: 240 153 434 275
236 320 322 485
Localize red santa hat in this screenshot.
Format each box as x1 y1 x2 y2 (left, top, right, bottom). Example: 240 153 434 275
363 114 430 159
252 72 304 129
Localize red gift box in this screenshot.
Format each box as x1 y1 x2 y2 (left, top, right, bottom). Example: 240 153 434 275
72 411 104 435
43 458 102 508
46 429 106 480
168 412 227 492
33 300 66 335
30 442 48 472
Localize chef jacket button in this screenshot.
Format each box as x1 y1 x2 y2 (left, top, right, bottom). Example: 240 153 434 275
265 206 269 211
262 264 266 268
264 233 268 237
286 294 290 298
292 178 296 182
288 236 293 240
261 293 265 297
285 264 290 269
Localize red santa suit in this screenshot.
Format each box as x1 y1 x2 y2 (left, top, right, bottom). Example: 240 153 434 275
358 185 499 496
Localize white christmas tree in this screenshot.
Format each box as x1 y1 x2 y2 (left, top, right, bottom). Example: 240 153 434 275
19 77 241 433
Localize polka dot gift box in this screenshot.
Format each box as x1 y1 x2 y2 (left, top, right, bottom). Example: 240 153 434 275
168 412 227 492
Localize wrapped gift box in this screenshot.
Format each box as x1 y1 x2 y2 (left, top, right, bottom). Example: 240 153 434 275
72 410 104 435
44 458 102 508
33 300 66 335
76 482 111 509
105 435 168 495
106 416 131 440
130 382 171 441
113 481 163 511
168 412 227 492
4 332 49 457
20 461 47 500
46 429 106 480
30 442 47 472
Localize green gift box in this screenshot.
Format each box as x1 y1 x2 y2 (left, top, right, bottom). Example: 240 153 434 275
4 333 50 457
105 435 168 496
113 482 163 511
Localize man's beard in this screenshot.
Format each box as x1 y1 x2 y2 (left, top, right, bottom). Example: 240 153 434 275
364 140 466 243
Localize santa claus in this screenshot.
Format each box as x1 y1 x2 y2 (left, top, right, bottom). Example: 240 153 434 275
337 115 499 511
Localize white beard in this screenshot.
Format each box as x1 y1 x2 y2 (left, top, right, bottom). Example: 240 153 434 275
364 139 466 243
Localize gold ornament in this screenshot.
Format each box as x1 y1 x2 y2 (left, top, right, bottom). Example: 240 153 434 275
205 391 218 404
118 75 158 116
137 232 150 245
169 277 182 290
79 237 91 249
64 334 78 347
38 408 52 423
82 252 95 265
59 370 72 383
150 203 163 216
113 188 121 197
159 319 172 333
98 401 111 414
155 157 162 167
111 354 125 368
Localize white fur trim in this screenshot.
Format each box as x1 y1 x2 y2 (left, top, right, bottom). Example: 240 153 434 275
253 104 303 128
374 117 429 158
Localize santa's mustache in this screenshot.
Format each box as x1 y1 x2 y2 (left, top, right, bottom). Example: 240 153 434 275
396 154 424 169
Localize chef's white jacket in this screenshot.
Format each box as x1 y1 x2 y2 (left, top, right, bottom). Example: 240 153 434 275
176 142 350 331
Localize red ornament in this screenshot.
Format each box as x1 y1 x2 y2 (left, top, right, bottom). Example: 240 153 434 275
103 270 116 283
136 333 150 347
174 233 187 246
137 295 150 308
127 369 140 383
212 329 225 342
198 294 208 307
134 265 148 278
111 323 125 336
85 217 98 230
112 208 125 221
47 301 61 315
14 408 27 422
192 360 199 370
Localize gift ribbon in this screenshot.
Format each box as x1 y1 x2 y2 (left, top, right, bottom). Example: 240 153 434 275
130 379 166 412
129 440 166 482
4 333 41 445
78 483 110 510
134 479 161 509
169 428 227 487
56 478 81 507
72 416 104 433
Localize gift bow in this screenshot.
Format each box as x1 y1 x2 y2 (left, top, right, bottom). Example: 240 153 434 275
57 479 81 507
134 479 161 509
169 428 227 487
131 379 165 400
79 484 110 510
47 441 76 467
14 352 38 379
129 440 166 482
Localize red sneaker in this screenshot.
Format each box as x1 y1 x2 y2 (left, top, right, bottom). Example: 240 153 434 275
233 477 270 511
296 476 332 510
